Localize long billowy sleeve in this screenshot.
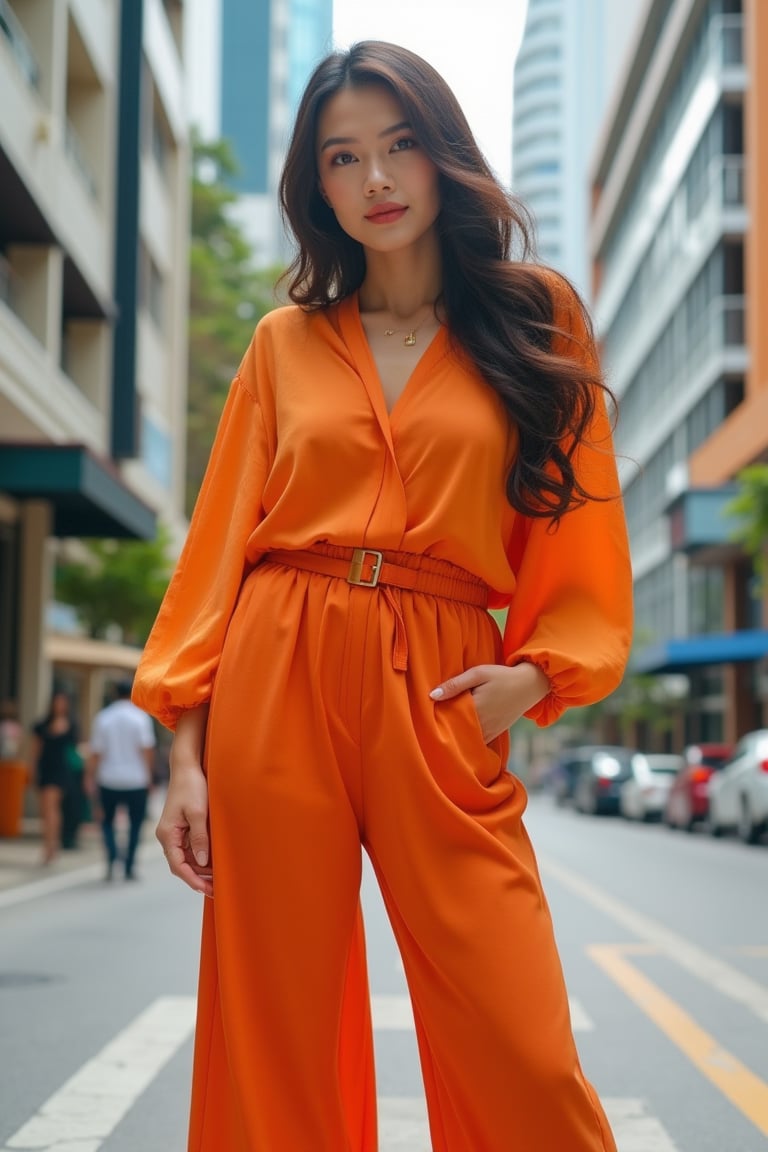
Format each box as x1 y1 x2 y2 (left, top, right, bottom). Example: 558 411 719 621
502 277 633 726
132 370 270 730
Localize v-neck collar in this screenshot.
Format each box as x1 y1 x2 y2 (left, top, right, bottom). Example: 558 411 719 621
338 292 448 440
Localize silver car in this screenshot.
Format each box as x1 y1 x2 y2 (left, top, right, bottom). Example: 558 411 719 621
620 753 683 822
708 730 768 844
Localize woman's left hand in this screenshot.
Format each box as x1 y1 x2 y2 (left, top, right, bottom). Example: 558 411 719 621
429 662 550 743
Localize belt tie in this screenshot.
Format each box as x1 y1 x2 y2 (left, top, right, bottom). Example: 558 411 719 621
382 586 409 672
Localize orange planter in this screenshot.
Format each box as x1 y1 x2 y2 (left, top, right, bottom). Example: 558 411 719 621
0 760 28 838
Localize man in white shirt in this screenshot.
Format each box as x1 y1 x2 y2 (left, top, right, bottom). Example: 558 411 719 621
87 679 156 881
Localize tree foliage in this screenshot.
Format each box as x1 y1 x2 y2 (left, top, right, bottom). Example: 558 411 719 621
726 464 768 586
55 527 174 645
187 134 283 514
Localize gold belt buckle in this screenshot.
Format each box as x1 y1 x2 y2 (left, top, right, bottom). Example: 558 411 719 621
347 548 383 588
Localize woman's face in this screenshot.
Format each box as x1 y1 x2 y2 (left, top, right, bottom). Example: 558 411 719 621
51 693 69 716
316 83 441 255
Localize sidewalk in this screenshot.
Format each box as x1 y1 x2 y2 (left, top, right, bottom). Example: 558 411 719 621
0 790 166 894
0 818 105 892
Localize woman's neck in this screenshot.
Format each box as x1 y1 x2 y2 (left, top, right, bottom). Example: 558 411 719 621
358 234 442 320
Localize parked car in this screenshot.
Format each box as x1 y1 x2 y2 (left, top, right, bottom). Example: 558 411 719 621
620 753 683 821
664 743 733 831
569 746 637 815
708 730 768 843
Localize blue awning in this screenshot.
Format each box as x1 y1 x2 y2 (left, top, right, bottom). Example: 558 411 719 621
633 630 768 675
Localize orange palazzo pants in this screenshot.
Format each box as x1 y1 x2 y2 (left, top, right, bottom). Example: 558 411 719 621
189 547 617 1152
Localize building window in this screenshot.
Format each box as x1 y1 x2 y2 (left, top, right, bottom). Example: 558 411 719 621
688 567 725 634
138 245 165 330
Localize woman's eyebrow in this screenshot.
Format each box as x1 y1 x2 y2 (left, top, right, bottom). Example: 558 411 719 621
319 121 412 152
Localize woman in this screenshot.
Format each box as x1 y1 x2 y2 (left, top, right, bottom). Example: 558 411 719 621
31 690 79 864
134 41 632 1152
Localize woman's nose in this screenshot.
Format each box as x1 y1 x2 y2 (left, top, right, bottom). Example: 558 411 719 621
363 160 394 195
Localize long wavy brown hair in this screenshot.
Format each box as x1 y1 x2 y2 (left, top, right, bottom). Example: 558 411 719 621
279 41 613 520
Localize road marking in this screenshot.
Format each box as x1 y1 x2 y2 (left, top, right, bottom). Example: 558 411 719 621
0 864 105 910
371 993 594 1033
379 1097 430 1149
569 997 595 1032
1 996 195 1152
378 1096 679 1151
591 944 768 1138
603 1098 680 1151
540 854 768 1025
371 994 415 1031
728 946 768 958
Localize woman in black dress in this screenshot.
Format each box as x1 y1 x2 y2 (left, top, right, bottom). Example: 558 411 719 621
31 691 79 863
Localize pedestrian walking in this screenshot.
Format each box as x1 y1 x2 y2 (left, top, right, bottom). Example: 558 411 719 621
31 691 79 865
87 678 155 881
133 41 633 1151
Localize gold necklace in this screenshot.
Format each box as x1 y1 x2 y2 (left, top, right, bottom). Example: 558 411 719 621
383 315 432 346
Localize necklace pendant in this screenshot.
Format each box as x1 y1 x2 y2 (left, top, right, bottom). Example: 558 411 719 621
404 330 417 346
384 328 395 337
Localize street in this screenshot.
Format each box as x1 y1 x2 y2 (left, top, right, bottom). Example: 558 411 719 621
0 793 766 1151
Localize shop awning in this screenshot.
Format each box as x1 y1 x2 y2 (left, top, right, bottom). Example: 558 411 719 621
0 444 156 539
633 629 768 675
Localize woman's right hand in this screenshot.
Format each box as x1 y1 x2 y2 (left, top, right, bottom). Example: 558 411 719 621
156 761 213 896
157 706 213 896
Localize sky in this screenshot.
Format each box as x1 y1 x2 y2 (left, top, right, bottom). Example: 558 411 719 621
185 0 529 186
331 1 529 184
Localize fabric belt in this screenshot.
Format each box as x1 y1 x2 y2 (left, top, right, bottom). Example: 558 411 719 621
263 545 489 609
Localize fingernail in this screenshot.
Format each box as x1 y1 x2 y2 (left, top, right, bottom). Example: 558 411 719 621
429 687 444 700
195 851 208 866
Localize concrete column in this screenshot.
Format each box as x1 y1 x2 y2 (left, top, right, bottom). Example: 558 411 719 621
6 244 64 365
17 502 54 731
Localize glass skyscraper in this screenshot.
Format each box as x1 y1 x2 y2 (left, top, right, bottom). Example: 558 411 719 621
220 0 333 262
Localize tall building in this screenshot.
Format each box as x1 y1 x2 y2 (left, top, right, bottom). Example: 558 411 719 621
220 0 333 265
512 0 644 297
0 0 190 726
591 0 767 744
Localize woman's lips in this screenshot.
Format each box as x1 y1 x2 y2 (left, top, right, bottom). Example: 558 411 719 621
365 205 407 224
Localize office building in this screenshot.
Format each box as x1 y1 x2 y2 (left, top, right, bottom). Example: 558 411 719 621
220 0 333 264
591 0 767 743
512 0 644 297
0 0 190 725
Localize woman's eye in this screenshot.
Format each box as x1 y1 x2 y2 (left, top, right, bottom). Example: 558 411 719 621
331 152 356 166
391 137 417 152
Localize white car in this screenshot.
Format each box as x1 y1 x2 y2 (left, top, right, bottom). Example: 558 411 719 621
709 730 768 844
620 753 683 822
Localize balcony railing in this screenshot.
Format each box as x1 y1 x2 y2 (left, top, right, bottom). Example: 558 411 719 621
64 118 98 200
718 14 744 68
0 0 39 89
688 294 746 375
687 154 746 223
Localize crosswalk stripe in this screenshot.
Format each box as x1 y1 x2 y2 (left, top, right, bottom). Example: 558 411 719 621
372 993 594 1033
371 993 415 1030
604 1098 681 1151
568 996 595 1031
378 1097 681 1151
379 1097 430 1149
1 996 679 1151
1 996 195 1152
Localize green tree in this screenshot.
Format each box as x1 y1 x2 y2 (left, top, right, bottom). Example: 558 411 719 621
188 134 283 514
726 463 768 588
55 527 174 645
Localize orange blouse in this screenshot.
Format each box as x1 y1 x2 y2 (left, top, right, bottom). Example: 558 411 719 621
133 273 632 730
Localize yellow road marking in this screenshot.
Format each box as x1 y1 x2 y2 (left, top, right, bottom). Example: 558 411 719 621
590 943 768 1137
